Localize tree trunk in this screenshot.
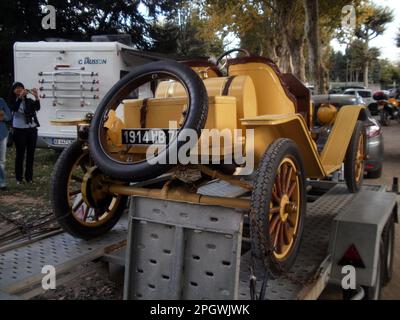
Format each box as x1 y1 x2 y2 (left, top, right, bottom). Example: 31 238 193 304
363 61 369 88
289 36 306 82
363 39 369 88
303 0 324 94
275 1 296 74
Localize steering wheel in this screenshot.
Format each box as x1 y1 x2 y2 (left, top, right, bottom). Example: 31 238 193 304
216 48 251 73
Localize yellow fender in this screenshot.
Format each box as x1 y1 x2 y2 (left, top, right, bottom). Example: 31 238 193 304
242 114 325 178
242 105 366 178
320 105 367 174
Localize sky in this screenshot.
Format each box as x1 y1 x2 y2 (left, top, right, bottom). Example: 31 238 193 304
331 0 400 63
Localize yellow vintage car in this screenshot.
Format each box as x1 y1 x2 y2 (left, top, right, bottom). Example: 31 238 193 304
51 49 367 275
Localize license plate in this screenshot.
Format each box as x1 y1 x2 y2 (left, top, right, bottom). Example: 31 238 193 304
52 138 74 146
121 129 178 145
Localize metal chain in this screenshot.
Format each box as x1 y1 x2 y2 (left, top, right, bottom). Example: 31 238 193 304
0 211 69 247
0 211 25 229
248 209 315 289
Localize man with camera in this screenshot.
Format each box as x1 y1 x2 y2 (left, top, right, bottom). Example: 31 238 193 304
9 82 40 184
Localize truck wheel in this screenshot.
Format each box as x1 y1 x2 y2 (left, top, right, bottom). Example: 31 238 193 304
344 121 366 193
250 138 306 277
89 61 208 182
363 240 384 300
51 140 127 239
382 215 395 286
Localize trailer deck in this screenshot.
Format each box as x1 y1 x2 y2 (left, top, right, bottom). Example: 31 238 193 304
0 180 396 300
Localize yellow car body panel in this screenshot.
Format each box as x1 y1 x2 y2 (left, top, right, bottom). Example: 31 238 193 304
320 105 365 174
154 75 258 130
242 114 326 178
228 62 296 115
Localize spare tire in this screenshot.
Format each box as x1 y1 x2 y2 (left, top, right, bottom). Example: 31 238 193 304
89 61 208 182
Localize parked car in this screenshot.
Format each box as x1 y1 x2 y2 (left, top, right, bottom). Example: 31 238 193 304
312 94 383 178
343 89 374 106
328 85 366 94
388 88 399 98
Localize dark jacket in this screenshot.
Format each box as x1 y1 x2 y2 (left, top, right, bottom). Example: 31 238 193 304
10 97 40 127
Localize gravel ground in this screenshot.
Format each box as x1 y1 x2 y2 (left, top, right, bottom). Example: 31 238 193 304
35 261 123 300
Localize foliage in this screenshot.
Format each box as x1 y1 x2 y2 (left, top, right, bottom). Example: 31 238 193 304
355 5 394 43
397 27 400 48
374 59 400 87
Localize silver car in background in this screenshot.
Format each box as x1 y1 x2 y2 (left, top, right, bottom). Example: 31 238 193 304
312 94 384 178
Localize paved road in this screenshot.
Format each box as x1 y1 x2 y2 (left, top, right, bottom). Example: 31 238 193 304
370 124 400 299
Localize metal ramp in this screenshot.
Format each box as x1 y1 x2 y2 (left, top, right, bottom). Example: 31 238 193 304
123 196 244 300
0 217 128 296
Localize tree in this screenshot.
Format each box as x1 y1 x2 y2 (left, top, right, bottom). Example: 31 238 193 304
149 2 224 58
304 0 324 93
355 5 394 87
328 50 347 82
375 59 400 87
202 1 307 80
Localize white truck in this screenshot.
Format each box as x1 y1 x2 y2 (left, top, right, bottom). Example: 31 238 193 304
13 41 161 149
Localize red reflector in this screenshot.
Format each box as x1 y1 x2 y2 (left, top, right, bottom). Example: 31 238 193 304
366 164 374 169
338 244 365 268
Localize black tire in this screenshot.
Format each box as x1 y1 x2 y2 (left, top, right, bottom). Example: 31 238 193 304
363 240 384 300
344 120 366 193
380 110 390 126
89 61 208 182
367 167 383 179
250 138 306 277
382 215 395 286
51 140 127 239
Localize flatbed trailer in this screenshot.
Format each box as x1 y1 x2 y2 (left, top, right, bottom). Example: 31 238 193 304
0 180 397 300
121 179 398 300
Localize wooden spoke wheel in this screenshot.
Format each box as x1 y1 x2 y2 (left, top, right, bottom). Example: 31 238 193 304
51 140 127 239
344 120 366 193
250 139 306 277
269 158 301 260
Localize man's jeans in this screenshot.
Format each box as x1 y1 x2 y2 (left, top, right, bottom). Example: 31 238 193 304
0 137 7 187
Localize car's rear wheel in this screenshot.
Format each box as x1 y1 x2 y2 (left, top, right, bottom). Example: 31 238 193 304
51 140 127 239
